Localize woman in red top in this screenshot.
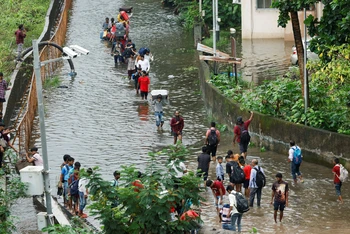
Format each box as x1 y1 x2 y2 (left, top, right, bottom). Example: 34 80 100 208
138 71 150 100
332 158 343 203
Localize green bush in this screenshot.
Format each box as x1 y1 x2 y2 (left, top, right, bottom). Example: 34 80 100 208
87 144 204 234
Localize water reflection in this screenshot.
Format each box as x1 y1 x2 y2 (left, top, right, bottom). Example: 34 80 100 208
137 102 150 122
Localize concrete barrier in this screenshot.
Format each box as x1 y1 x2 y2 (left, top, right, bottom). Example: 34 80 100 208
198 60 350 169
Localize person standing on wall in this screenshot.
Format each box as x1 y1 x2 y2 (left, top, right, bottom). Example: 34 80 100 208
205 121 220 161
0 72 10 113
15 24 26 62
271 173 289 223
233 111 254 159
170 111 184 144
288 140 303 184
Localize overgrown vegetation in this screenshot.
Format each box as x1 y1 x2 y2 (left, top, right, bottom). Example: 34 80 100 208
173 0 241 31
42 217 93 234
0 150 28 233
0 0 49 77
44 75 62 90
86 144 204 234
208 44 350 134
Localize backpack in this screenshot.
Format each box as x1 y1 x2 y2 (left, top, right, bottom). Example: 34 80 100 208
292 146 302 165
207 129 218 146
234 192 250 213
115 23 125 37
337 164 349 182
69 176 79 195
230 162 245 184
138 47 150 56
122 48 133 58
239 124 250 144
254 166 266 188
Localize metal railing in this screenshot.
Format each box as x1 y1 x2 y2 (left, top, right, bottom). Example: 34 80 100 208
12 0 73 152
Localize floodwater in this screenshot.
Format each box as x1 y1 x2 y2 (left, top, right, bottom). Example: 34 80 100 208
11 0 350 233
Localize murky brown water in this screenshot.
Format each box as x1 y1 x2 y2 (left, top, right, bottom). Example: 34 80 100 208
11 0 350 233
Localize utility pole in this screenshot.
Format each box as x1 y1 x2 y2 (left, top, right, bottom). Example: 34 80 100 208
303 8 309 119
33 39 53 226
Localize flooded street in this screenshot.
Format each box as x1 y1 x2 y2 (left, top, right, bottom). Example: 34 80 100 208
11 0 350 233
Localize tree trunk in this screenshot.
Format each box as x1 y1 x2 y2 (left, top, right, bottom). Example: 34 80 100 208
290 11 305 97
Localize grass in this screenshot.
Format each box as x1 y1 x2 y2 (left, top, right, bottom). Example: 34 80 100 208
0 0 50 78
202 31 232 52
43 75 61 89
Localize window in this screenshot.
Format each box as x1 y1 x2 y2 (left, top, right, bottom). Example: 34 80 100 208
257 0 272 9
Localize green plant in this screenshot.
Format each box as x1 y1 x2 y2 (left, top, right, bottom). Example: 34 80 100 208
0 175 28 233
42 217 93 233
43 75 62 89
87 144 204 234
260 147 266 152
249 227 258 233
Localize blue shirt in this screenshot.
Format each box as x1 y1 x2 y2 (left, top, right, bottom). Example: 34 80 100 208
216 163 224 180
249 165 265 188
61 165 73 181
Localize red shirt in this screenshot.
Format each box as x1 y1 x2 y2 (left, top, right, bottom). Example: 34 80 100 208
131 180 144 192
233 120 251 143
15 29 26 44
170 117 184 133
212 180 225 196
243 165 252 180
138 76 150 92
332 164 341 184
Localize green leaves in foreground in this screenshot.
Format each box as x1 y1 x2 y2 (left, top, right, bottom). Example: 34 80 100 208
87 144 204 234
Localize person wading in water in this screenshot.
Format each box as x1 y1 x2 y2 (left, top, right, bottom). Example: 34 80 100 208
170 111 184 144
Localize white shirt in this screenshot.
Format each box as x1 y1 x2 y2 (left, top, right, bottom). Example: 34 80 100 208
170 160 187 178
33 153 43 166
78 178 89 195
136 59 150 72
144 53 154 62
249 165 265 188
228 190 239 214
288 146 300 161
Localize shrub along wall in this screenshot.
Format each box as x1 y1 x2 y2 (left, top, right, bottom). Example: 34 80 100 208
198 60 350 169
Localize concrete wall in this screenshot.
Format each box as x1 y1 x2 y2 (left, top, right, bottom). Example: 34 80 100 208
198 60 350 169
242 0 319 41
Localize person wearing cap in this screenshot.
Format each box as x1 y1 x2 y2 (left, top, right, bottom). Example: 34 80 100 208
152 94 165 130
0 72 10 113
271 173 289 223
138 71 150 100
25 147 43 166
233 111 254 159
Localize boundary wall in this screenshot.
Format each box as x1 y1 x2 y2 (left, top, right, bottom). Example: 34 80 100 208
195 22 350 169
4 0 72 152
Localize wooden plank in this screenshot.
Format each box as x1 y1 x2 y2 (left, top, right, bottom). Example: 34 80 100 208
196 43 230 58
199 55 242 64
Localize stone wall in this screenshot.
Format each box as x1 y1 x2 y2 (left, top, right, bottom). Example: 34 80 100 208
198 60 350 169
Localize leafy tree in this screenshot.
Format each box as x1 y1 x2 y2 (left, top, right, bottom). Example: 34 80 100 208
306 0 350 62
272 0 319 98
87 144 204 234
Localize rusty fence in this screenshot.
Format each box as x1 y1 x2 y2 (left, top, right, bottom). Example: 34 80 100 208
12 0 73 153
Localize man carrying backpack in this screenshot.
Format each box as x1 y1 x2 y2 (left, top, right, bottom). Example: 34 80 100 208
205 122 220 161
233 111 254 159
226 185 247 232
288 140 303 184
249 159 265 207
